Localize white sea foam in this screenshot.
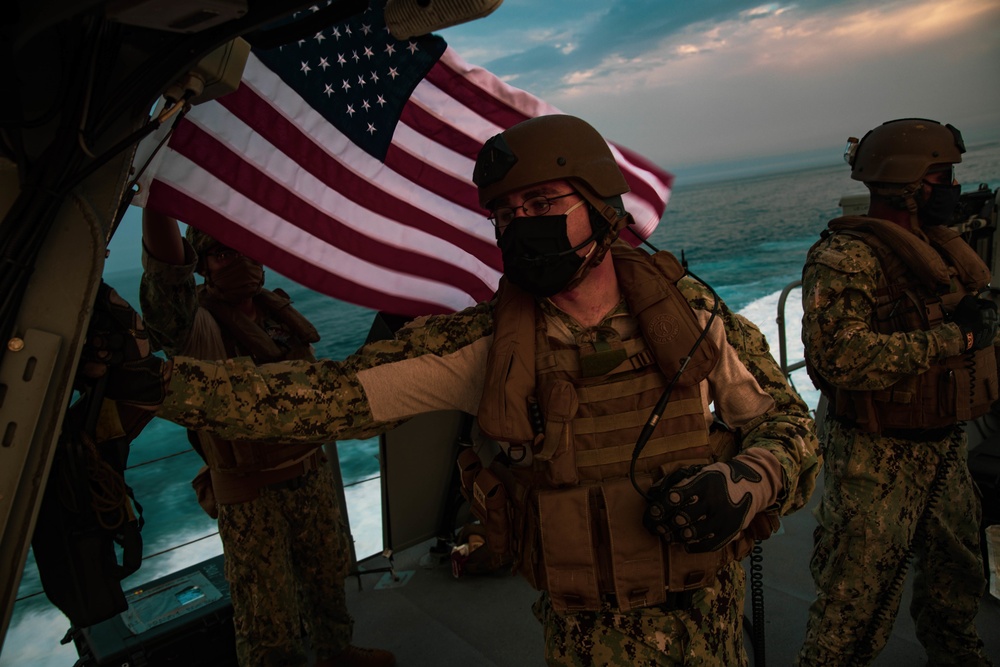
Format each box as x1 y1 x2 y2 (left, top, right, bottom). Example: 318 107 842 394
737 285 821 412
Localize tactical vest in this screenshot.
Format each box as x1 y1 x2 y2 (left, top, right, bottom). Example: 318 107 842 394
474 243 767 613
189 288 323 497
807 216 997 433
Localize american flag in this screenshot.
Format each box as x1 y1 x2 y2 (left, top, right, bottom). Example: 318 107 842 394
134 3 674 317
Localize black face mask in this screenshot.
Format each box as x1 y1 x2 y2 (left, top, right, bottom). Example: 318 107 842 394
919 182 961 226
498 211 605 297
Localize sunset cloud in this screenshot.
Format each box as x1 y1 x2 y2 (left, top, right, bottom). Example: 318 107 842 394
442 0 1000 168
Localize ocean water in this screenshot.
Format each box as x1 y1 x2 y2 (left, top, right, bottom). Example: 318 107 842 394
4 141 999 666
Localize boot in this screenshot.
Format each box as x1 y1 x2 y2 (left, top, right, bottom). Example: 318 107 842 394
315 645 396 667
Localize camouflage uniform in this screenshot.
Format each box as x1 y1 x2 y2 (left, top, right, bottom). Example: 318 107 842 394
140 243 354 667
533 562 747 666
155 260 819 666
797 231 992 666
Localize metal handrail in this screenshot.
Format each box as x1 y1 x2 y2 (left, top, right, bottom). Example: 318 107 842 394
776 280 804 378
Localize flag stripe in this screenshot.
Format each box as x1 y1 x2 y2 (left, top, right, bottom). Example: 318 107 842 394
163 120 497 302
427 50 548 126
150 179 487 313
170 81 494 264
156 183 459 315
397 97 486 164
217 67 501 268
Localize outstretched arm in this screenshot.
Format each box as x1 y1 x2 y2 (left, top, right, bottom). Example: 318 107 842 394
85 290 495 443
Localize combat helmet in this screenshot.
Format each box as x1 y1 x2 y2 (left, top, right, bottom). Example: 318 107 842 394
845 118 965 229
473 114 633 244
847 118 964 184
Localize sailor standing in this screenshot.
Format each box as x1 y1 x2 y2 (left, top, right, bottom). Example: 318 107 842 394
139 210 395 667
90 114 819 666
797 118 996 666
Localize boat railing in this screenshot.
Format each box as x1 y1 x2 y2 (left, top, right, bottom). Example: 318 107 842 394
777 279 804 378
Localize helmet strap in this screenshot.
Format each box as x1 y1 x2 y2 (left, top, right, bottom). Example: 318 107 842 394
869 181 923 231
559 205 620 291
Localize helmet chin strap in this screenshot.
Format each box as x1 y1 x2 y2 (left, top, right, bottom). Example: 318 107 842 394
555 186 632 292
563 201 630 290
870 181 923 231
561 239 601 292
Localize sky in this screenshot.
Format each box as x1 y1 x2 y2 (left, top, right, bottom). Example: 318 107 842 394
106 0 1000 273
436 0 1000 173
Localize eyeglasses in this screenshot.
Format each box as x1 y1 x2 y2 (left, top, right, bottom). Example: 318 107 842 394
488 192 579 231
204 247 243 263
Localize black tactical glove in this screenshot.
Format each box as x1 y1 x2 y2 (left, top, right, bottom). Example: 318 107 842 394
80 282 169 407
951 294 999 352
643 450 781 553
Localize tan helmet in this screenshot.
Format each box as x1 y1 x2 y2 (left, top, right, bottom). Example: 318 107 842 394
473 115 631 226
848 118 965 184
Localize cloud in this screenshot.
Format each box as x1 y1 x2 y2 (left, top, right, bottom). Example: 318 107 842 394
441 0 1000 167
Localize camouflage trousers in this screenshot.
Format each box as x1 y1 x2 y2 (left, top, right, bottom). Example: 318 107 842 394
533 560 747 666
218 462 353 667
796 421 991 666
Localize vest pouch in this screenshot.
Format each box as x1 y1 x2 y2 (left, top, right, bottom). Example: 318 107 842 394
869 347 998 430
665 541 724 592
457 447 483 500
536 380 580 487
938 347 998 422
513 488 545 591
471 467 512 556
843 387 881 433
937 367 958 420
602 477 666 611
536 486 601 612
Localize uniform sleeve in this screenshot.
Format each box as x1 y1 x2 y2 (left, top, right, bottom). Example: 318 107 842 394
156 302 495 443
801 234 966 391
139 239 201 356
680 277 820 516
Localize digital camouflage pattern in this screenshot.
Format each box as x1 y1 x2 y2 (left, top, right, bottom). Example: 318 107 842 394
797 232 991 666
139 241 204 356
796 421 989 666
801 234 967 387
154 256 819 666
534 562 747 667
221 465 353 666
141 244 356 666
159 301 497 442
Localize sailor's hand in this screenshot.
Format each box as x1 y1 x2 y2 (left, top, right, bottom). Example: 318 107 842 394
645 448 782 552
80 282 169 408
951 294 999 352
